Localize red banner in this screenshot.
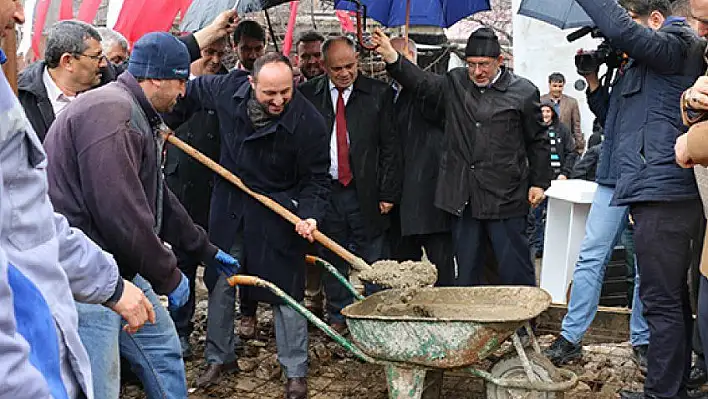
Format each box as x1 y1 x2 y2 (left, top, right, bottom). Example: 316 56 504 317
281 1 299 56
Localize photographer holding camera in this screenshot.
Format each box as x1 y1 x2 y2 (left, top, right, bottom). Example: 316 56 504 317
571 0 705 397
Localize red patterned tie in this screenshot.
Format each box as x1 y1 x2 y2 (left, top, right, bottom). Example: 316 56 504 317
336 87 352 186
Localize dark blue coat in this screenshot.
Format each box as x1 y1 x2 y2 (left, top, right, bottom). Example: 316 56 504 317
165 70 331 303
577 0 703 204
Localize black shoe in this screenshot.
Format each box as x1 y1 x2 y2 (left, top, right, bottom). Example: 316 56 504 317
542 335 581 366
632 344 648 375
689 365 708 390
179 335 192 359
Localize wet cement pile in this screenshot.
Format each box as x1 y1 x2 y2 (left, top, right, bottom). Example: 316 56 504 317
358 259 438 289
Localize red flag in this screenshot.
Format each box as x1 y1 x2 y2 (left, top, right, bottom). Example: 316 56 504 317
58 0 73 20
32 0 52 59
335 10 355 33
114 0 193 44
77 0 103 23
281 1 299 56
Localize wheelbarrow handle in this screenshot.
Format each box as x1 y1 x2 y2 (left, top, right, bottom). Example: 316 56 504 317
226 274 376 364
305 256 365 301
160 130 371 272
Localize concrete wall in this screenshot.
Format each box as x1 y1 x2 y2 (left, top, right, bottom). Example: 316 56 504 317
512 0 602 145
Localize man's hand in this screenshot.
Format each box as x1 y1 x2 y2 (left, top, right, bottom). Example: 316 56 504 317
194 10 238 48
557 175 568 180
528 187 545 208
379 202 394 214
108 280 155 334
675 133 695 168
214 249 240 276
371 28 399 64
295 218 317 242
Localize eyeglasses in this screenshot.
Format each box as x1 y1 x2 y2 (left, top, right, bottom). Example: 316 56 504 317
75 52 107 63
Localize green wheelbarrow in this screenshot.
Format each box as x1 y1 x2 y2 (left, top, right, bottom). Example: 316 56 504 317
227 256 578 399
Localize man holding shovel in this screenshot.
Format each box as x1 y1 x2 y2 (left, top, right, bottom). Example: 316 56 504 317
165 52 330 398
43 33 241 399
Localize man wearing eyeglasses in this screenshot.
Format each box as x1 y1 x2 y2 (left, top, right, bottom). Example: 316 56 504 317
372 28 550 289
17 20 107 142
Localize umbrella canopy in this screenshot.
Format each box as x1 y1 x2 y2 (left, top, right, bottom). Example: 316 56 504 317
181 0 237 32
517 0 593 30
180 0 290 32
334 0 491 28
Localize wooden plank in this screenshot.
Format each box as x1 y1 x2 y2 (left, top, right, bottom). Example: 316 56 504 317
537 303 632 344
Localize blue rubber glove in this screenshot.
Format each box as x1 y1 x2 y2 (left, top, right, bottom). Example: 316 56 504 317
167 273 190 311
214 249 240 276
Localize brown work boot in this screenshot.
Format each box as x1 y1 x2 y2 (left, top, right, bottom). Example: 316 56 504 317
285 377 307 399
239 316 257 339
195 361 239 388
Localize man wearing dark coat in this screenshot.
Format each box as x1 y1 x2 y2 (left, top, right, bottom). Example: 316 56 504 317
372 28 551 288
165 52 330 399
299 36 402 332
386 36 454 286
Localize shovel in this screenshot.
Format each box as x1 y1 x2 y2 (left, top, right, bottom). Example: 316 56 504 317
160 129 437 289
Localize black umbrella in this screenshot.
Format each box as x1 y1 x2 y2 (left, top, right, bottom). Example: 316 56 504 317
180 0 292 52
517 0 593 30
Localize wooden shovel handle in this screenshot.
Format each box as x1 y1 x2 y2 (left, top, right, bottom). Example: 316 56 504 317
161 130 371 271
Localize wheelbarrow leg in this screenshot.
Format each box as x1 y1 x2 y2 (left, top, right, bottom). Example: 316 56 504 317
385 365 427 399
524 321 542 354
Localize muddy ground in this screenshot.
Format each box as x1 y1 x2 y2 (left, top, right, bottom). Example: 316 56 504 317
120 280 679 399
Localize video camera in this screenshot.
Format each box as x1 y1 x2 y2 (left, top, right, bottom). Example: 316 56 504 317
567 26 625 76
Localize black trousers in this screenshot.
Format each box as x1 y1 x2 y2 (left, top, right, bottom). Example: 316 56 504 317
453 205 535 287
632 200 703 398
318 182 385 324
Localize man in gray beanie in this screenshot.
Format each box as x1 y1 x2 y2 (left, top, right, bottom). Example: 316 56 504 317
43 32 241 399
372 28 550 289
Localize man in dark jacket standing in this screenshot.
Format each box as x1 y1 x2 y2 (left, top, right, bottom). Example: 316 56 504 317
165 35 229 358
299 36 401 331
44 33 241 399
552 1 705 397
166 53 330 398
372 28 550 288
531 100 577 258
18 20 106 142
386 36 454 286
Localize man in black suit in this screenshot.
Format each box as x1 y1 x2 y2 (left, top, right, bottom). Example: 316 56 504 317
299 36 402 332
387 37 454 286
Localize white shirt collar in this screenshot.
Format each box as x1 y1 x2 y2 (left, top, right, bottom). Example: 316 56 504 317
328 79 352 94
42 66 75 115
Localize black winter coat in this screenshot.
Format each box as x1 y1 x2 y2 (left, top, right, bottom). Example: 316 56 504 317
164 67 228 230
17 61 53 142
299 74 402 237
393 85 452 236
166 70 331 304
386 57 551 219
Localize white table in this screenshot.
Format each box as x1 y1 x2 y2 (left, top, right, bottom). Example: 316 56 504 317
539 179 598 304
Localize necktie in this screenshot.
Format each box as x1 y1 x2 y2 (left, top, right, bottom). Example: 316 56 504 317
336 87 352 186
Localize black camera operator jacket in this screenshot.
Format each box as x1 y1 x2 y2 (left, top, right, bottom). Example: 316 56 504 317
577 0 704 205
386 57 551 220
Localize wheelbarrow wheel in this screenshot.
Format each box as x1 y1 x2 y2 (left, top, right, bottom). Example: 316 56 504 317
485 352 560 399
